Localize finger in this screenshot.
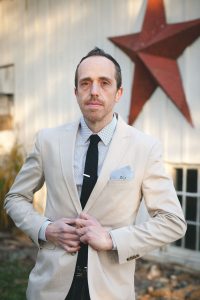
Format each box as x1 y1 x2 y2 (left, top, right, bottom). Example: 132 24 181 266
63 223 80 234
58 238 81 251
66 226 78 235
76 227 87 237
66 240 80 248
80 234 89 244
75 218 88 228
79 212 91 220
59 233 80 242
64 245 80 253
62 218 77 226
79 213 99 225
58 237 80 247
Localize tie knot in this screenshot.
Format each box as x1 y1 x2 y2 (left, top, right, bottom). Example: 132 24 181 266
89 134 101 145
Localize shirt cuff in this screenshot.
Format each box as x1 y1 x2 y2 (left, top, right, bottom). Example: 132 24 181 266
109 230 117 250
38 220 52 241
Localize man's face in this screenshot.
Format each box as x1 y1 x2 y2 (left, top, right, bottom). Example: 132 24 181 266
75 56 122 127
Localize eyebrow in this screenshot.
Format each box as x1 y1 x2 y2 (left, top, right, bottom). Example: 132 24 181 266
99 76 112 82
79 77 92 82
79 76 112 82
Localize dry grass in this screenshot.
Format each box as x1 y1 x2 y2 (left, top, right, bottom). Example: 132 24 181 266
0 141 24 230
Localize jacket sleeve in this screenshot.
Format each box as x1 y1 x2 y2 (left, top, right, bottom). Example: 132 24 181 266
110 140 187 264
4 131 48 247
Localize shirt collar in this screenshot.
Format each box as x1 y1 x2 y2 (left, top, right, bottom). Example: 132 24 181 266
80 114 117 146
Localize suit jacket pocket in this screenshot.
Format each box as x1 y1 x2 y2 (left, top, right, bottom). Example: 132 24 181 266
91 177 141 227
108 178 135 186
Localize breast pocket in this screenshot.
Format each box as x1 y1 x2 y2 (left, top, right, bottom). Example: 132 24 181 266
91 177 142 226
108 178 135 187
106 178 141 203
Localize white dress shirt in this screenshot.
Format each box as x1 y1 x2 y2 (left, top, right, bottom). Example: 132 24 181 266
74 114 117 196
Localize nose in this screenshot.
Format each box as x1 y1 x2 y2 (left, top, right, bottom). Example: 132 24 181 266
90 82 99 96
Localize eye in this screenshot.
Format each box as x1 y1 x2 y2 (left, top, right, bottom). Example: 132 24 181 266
80 81 90 87
101 80 110 86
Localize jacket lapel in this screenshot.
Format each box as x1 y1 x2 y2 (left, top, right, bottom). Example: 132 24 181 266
84 117 132 212
59 120 82 214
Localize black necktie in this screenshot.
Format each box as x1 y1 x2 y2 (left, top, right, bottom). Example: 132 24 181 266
80 134 101 209
76 134 100 269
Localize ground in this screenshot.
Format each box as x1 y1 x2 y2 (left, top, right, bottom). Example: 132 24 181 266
0 231 200 300
135 259 200 300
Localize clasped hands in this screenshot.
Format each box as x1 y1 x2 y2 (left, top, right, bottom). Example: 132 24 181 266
45 213 113 253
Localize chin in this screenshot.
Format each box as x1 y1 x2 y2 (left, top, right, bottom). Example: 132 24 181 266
84 112 103 123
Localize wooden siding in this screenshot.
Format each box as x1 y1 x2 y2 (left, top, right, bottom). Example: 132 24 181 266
0 0 199 163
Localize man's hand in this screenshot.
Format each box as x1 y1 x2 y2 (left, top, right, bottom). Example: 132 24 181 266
75 213 113 251
45 218 80 253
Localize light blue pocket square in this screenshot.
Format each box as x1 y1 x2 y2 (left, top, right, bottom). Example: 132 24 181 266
110 165 134 180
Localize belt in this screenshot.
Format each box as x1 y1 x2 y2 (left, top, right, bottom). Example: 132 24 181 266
74 265 88 278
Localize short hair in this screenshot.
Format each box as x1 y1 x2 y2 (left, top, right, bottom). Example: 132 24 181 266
74 47 122 90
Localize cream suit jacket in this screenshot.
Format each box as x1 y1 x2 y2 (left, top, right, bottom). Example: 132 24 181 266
4 116 186 300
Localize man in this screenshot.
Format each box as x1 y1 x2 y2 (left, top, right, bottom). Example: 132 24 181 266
4 47 186 300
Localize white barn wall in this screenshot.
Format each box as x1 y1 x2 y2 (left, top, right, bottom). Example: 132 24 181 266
0 0 199 163
133 0 200 164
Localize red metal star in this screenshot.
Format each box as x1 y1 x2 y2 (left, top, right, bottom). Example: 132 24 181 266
109 0 200 126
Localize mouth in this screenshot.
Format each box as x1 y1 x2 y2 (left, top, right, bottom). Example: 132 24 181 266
86 101 103 109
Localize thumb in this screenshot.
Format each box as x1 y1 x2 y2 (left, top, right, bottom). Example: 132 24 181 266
79 212 90 220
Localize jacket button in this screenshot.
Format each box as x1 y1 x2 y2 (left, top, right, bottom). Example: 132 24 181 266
126 254 140 261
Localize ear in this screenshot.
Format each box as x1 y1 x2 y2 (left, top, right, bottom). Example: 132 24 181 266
115 87 123 103
74 87 77 96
